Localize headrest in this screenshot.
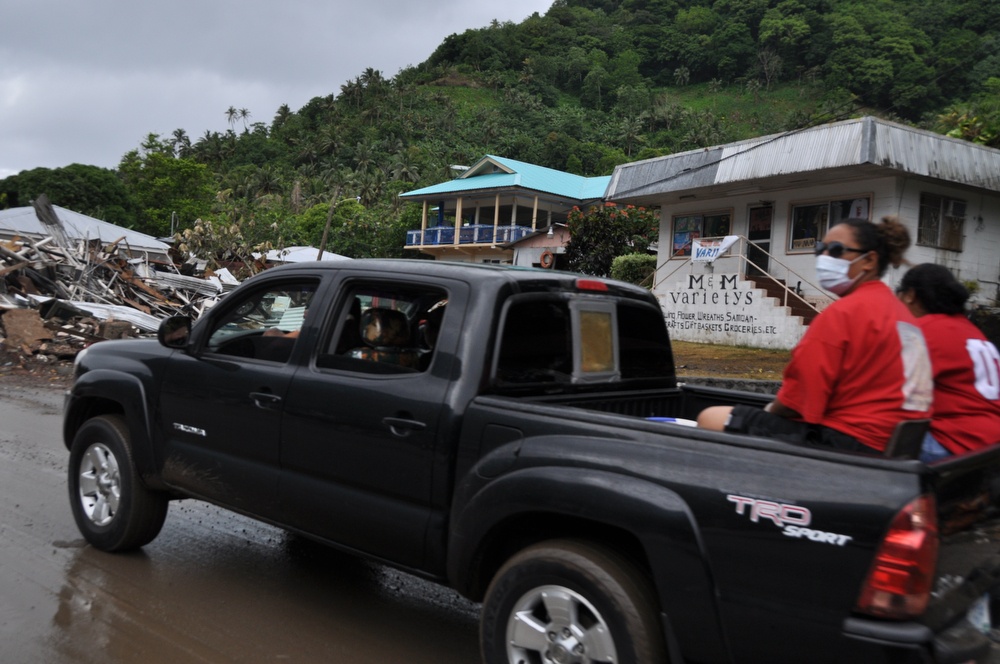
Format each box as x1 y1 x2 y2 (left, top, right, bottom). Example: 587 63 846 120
360 308 410 347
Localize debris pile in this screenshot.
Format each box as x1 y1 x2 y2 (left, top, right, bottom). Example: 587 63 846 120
1 198 237 368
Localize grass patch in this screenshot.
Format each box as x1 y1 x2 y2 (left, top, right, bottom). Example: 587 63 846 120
672 340 791 380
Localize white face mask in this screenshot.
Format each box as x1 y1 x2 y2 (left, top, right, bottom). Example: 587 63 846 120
816 253 866 295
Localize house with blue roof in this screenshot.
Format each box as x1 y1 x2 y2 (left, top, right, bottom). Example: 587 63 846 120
401 120 1000 350
400 155 610 267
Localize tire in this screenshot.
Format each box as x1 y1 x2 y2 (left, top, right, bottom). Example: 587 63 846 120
67 415 168 552
481 539 667 664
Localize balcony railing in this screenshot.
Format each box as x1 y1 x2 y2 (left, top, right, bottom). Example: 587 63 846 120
406 224 534 247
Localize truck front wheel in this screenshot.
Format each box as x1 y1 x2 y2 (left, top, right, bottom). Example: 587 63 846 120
68 415 168 551
481 539 666 664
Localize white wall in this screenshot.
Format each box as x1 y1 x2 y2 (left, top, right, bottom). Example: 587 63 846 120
652 175 1000 348
895 177 1000 305
656 271 809 350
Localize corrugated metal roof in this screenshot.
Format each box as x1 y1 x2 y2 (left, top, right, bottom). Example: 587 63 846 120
0 205 170 255
607 116 1000 202
401 154 610 202
262 246 351 263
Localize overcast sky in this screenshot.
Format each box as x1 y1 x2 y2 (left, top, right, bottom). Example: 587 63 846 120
0 0 552 179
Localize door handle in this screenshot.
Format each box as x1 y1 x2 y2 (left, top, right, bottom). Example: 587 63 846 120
250 391 282 410
382 416 427 436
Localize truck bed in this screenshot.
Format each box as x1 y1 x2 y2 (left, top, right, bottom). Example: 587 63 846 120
525 382 772 421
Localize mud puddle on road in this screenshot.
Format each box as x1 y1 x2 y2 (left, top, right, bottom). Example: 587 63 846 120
6 500 482 664
0 380 481 664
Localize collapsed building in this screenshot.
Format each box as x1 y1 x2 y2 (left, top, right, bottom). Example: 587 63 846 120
0 196 236 367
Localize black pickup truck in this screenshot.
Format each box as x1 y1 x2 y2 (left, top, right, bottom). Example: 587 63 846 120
64 259 1000 663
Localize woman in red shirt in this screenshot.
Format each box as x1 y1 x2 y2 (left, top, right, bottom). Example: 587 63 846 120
697 216 933 454
897 263 1000 461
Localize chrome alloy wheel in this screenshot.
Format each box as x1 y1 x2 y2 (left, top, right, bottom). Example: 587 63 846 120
77 442 121 527
506 584 617 664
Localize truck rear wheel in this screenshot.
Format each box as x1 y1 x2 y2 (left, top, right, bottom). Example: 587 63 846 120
68 415 168 551
481 539 666 664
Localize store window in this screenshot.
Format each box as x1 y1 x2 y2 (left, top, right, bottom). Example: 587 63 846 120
787 196 870 252
918 193 965 251
671 210 731 257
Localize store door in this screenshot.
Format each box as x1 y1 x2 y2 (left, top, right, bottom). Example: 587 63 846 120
745 205 773 277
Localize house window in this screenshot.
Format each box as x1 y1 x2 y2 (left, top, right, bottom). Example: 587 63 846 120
671 210 731 257
918 193 965 251
788 196 870 252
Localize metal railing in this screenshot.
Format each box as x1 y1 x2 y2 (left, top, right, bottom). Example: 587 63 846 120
405 224 534 247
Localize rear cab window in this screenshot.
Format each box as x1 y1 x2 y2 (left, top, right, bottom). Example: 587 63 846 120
493 293 674 390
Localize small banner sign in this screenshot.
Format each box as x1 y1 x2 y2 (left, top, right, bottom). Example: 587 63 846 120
692 235 740 262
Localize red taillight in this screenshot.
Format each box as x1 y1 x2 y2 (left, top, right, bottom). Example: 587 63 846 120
576 278 609 292
856 494 939 619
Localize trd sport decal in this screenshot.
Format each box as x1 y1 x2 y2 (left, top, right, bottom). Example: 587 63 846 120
727 495 853 546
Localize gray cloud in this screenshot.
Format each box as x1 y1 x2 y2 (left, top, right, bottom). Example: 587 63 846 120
0 0 550 177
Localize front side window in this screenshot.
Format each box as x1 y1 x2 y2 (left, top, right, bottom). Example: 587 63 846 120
671 210 732 257
918 193 965 251
788 196 870 252
206 282 318 363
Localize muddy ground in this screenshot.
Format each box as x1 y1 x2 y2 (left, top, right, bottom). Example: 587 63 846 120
672 340 790 381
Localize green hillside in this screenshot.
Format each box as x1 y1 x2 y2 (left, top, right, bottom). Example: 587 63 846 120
2 0 998 266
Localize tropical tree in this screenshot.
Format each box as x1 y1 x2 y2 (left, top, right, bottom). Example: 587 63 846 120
118 134 216 236
673 66 691 87
935 79 1000 147
564 203 659 276
170 128 192 157
617 116 646 157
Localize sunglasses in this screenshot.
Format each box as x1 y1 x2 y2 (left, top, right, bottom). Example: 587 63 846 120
813 241 868 259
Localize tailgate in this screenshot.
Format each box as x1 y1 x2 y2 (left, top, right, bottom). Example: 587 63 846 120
923 446 1000 654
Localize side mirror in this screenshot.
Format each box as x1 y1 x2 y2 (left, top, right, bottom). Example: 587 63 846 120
158 315 192 349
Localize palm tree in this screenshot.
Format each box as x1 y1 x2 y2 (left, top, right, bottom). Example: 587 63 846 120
273 104 291 130
238 108 252 131
354 169 385 207
353 140 376 173
340 78 362 109
317 126 342 159
253 165 283 198
673 66 690 87
170 128 191 157
225 106 239 130
617 117 646 157
195 130 227 165
360 68 385 96
391 152 420 183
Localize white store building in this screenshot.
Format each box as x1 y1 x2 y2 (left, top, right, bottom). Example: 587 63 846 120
607 116 1000 349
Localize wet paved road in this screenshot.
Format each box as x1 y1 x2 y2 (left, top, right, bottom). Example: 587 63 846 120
0 382 481 663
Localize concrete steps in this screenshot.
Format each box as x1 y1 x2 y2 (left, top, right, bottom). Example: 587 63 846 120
655 272 809 350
